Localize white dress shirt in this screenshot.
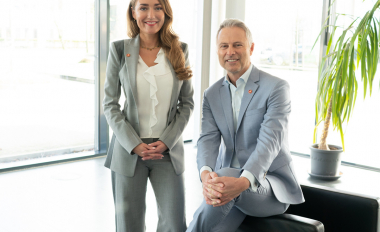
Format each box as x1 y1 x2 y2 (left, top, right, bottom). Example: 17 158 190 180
200 64 258 191
136 48 173 138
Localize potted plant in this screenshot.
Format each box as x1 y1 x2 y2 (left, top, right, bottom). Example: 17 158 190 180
310 0 380 178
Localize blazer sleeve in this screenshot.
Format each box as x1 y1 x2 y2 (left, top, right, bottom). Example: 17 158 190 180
242 79 291 187
158 43 194 150
196 91 221 172
103 42 143 154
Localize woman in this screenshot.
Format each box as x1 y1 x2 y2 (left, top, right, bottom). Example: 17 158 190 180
102 0 193 231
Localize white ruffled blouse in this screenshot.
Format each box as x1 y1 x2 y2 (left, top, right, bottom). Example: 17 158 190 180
136 48 173 138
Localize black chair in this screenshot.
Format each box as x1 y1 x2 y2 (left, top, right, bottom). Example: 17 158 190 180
236 213 324 232
286 185 380 232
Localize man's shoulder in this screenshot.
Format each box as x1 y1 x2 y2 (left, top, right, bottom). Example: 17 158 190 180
204 77 225 96
255 67 289 89
257 68 286 83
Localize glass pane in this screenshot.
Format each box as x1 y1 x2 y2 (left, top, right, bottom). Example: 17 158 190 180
108 0 198 141
321 0 380 168
0 0 95 168
245 0 323 155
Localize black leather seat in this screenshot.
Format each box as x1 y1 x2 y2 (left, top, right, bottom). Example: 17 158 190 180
286 185 380 232
236 213 324 232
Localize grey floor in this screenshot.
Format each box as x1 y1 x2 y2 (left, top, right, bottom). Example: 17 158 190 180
2 142 380 232
0 143 203 232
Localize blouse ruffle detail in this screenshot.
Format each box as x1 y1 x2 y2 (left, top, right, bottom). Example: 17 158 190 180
141 48 171 137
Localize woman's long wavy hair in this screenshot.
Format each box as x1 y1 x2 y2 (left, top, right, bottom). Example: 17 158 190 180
127 0 192 80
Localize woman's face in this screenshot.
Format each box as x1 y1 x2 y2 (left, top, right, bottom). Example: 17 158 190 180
132 0 165 37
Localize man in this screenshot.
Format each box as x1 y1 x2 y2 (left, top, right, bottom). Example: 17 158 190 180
186 19 304 232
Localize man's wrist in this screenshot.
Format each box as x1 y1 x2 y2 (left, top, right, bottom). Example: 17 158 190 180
201 170 210 182
200 166 212 182
239 177 250 191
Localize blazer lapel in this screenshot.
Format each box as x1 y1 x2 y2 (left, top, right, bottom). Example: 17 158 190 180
236 66 260 131
124 35 140 103
220 80 235 141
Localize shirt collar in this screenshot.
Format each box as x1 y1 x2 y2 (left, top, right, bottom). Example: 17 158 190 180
155 48 164 62
143 48 170 76
225 64 253 85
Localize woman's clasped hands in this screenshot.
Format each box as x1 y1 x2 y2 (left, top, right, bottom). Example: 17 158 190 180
132 141 168 161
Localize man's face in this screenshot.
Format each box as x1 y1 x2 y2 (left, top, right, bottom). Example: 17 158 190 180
217 27 254 79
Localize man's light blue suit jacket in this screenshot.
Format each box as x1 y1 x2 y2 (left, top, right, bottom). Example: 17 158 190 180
197 65 304 204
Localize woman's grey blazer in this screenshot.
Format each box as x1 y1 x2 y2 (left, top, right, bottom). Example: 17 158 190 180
103 35 194 177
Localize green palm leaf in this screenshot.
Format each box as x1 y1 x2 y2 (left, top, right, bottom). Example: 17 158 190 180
314 0 380 151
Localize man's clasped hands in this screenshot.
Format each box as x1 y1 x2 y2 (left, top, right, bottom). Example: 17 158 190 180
201 170 251 207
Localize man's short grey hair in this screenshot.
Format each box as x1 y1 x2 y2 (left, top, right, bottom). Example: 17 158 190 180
216 18 253 44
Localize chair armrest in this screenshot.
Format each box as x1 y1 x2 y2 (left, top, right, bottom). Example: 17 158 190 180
236 213 324 232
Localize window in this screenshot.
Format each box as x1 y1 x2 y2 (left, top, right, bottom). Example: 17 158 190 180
321 0 380 168
0 0 96 168
2 0 377 171
245 0 323 155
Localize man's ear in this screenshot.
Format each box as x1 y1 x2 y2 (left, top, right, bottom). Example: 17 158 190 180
250 42 255 56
